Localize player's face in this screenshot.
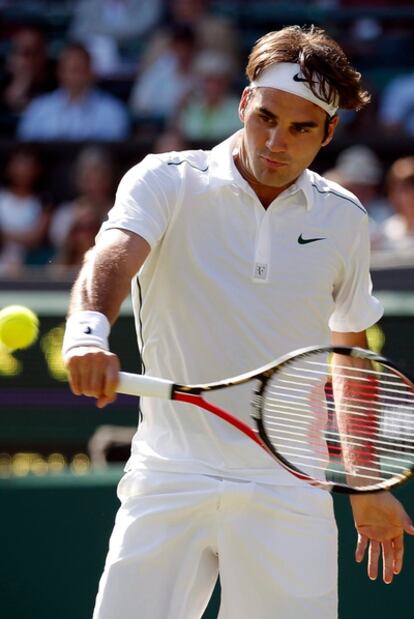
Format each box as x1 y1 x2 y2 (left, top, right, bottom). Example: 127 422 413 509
238 87 338 203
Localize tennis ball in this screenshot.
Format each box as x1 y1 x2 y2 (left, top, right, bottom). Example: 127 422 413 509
0 305 39 351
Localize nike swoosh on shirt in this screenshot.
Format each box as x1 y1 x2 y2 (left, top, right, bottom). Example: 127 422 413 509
297 234 326 245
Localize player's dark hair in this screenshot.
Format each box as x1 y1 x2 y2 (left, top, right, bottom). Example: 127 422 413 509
246 25 370 112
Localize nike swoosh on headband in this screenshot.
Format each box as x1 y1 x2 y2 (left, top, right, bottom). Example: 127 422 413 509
297 234 326 244
293 73 309 83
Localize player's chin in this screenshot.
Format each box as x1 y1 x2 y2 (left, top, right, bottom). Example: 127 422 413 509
259 170 292 188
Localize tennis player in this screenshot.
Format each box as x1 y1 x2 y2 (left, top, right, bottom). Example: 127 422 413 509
63 26 413 619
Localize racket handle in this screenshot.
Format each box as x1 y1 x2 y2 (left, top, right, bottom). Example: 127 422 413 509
117 372 173 399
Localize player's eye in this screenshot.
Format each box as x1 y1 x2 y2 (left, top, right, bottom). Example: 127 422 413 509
293 125 311 134
258 113 275 125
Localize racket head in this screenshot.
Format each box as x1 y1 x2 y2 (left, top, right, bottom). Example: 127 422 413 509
249 346 414 494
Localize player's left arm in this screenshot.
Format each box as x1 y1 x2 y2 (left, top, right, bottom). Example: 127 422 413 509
331 329 414 583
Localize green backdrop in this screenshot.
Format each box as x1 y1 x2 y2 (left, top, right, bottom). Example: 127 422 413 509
1 470 414 619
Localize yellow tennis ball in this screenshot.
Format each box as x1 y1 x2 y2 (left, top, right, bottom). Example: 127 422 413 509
0 305 39 351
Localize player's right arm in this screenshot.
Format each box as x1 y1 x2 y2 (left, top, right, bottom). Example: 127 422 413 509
63 228 150 408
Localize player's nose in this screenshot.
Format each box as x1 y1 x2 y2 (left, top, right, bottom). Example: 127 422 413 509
265 127 288 152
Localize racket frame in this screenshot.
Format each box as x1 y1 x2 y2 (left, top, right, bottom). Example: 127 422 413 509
250 346 414 493
118 345 414 494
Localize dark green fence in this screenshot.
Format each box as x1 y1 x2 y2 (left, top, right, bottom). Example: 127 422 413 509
1 470 414 619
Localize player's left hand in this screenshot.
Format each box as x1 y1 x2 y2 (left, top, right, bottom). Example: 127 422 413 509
350 492 414 583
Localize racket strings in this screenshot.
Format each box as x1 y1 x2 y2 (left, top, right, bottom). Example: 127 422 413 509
267 390 414 423
265 384 414 432
265 400 414 442
265 412 414 453
260 356 414 488
287 367 414 401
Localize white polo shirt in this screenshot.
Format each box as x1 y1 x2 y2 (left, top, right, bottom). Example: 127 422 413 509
101 131 383 484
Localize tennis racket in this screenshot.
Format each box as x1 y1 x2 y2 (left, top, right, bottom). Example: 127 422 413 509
117 345 414 494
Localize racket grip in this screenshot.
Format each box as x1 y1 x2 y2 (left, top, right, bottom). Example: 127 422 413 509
117 372 173 399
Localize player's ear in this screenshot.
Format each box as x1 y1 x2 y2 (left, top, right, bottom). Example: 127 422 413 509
239 87 252 122
321 115 340 147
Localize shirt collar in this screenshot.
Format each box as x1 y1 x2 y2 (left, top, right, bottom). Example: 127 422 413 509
284 171 314 211
208 130 314 210
208 131 243 187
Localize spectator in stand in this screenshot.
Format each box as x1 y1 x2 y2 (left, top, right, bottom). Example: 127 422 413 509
140 0 240 74
379 71 414 137
18 42 129 141
0 25 56 131
326 145 391 226
129 24 197 124
69 0 163 77
52 205 103 273
49 146 115 255
0 146 51 274
175 50 242 142
375 157 414 255
152 128 188 154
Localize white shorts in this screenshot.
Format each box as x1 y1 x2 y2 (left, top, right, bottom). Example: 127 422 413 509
93 470 338 619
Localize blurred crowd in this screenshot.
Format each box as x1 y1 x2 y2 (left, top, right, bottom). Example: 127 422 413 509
0 0 414 275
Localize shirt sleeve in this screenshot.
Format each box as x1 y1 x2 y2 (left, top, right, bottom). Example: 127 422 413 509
329 215 383 332
98 154 178 247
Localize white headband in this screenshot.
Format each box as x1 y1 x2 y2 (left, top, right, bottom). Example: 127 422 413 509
250 62 339 117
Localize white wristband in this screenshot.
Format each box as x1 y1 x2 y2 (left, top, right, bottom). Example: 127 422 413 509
62 311 111 356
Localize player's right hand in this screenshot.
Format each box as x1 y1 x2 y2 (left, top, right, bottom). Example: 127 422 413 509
64 346 121 408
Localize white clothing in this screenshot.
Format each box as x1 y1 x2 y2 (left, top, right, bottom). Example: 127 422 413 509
93 470 338 619
71 0 162 43
129 54 195 118
18 88 129 141
0 189 43 234
375 213 414 253
99 131 383 484
0 189 43 269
